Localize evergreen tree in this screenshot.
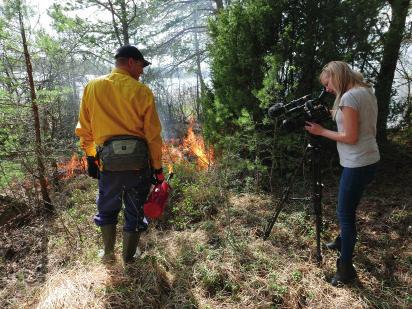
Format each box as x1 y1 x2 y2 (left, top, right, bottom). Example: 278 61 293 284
205 0 386 142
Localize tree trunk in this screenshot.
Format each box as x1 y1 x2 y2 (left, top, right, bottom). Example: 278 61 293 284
213 0 224 11
120 0 130 45
297 1 319 96
403 78 412 127
18 3 53 212
375 0 410 143
193 8 205 106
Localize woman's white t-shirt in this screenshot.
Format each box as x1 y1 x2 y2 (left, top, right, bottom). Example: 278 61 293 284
335 87 380 168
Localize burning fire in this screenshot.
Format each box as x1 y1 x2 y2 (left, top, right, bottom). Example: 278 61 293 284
57 154 87 179
182 124 214 169
162 121 214 170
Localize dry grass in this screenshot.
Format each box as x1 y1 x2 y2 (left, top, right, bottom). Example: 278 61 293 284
29 264 108 309
1 143 411 309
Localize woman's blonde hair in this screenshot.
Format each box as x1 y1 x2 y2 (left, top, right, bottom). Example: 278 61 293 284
320 61 370 118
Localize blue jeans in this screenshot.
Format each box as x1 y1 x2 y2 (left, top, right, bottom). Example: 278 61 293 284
94 168 151 232
337 163 377 262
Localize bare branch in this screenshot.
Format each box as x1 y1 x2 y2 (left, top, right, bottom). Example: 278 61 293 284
154 26 207 51
107 0 123 46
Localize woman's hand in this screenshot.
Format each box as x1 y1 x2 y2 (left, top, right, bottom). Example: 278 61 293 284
304 107 358 144
304 121 324 136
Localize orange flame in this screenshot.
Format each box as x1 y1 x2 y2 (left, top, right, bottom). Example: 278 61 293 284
162 121 214 170
162 139 184 166
183 124 214 169
57 154 87 179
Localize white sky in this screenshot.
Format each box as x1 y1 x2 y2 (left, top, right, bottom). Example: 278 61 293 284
26 0 52 31
27 0 109 32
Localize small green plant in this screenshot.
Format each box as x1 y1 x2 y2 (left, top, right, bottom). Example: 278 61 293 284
267 271 288 304
291 270 302 282
195 243 205 253
270 282 288 304
306 291 315 300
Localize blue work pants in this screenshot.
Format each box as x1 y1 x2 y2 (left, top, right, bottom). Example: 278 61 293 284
337 163 378 262
94 168 151 232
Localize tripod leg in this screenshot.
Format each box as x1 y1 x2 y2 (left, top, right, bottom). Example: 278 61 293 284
263 145 311 240
315 203 323 264
311 140 323 265
263 194 288 240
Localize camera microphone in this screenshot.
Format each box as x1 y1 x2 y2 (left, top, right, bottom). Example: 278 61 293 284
267 87 330 130
268 103 285 119
268 94 310 119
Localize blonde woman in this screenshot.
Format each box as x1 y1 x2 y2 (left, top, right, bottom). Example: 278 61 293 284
305 61 380 286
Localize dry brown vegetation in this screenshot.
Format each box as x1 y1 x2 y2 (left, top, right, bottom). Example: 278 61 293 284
0 142 411 309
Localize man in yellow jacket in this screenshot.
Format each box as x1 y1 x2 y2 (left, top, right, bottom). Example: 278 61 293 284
75 45 164 263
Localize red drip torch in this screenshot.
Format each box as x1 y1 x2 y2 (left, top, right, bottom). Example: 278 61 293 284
144 173 174 219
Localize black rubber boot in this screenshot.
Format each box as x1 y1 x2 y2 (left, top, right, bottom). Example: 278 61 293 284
326 235 341 252
122 231 141 263
331 258 357 286
100 224 116 262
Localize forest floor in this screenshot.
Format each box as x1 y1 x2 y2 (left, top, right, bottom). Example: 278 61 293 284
0 138 411 309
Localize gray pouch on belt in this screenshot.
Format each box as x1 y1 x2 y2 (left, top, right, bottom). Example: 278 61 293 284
99 135 149 171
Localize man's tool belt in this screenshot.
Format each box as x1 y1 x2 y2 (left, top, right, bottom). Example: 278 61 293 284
98 135 149 172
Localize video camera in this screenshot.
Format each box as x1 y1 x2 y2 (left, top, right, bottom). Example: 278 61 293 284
268 88 330 131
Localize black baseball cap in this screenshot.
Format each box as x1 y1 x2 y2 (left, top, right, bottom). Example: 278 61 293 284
114 45 151 67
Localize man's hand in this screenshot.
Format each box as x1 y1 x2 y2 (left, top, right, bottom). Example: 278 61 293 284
86 156 99 179
152 168 165 184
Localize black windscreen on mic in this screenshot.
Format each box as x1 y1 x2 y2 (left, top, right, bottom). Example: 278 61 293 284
268 103 285 119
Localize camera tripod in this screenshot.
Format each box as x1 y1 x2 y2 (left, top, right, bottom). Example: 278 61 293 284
263 134 324 265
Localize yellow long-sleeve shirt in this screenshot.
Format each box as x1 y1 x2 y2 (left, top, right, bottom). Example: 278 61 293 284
75 68 163 169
